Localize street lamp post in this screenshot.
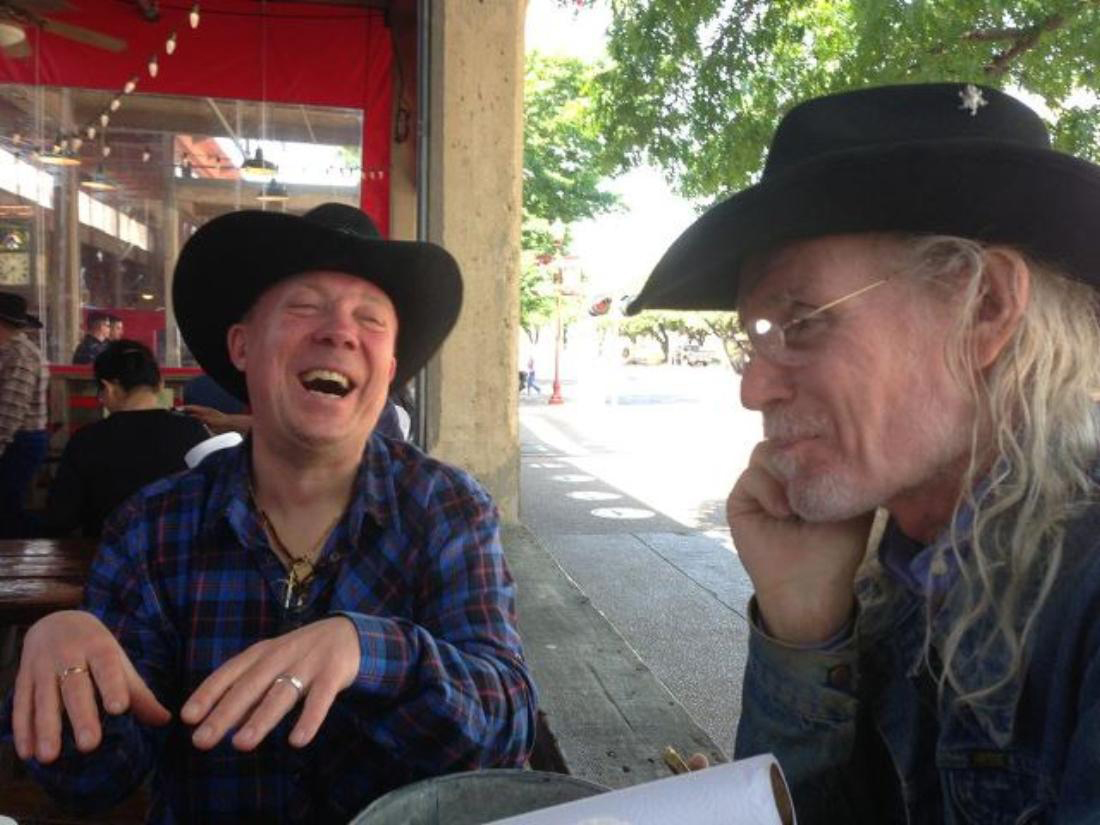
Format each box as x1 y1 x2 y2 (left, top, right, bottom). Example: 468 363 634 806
549 282 564 404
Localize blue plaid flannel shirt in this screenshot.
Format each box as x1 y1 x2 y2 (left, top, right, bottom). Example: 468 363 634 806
1 434 537 824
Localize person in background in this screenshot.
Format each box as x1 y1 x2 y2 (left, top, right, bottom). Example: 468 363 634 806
46 340 209 538
107 315 124 341
71 312 111 365
524 356 539 395
0 291 48 538
628 83 1100 822
5 202 536 823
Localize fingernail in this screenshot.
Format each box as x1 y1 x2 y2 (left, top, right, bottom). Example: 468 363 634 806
181 701 199 719
194 724 213 744
77 728 94 749
290 729 306 747
106 699 124 714
238 726 255 744
37 738 51 756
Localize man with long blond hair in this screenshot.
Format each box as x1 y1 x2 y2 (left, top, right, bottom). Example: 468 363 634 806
629 83 1100 822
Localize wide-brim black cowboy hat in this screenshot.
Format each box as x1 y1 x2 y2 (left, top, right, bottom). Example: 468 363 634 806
627 83 1100 314
173 203 462 401
0 291 42 329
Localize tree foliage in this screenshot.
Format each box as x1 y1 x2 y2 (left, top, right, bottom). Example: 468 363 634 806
586 0 1100 200
521 53 620 337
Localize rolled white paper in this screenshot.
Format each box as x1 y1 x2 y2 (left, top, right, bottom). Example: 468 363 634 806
184 431 244 468
487 754 795 825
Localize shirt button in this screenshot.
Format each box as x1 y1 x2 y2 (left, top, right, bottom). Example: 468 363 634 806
827 664 852 689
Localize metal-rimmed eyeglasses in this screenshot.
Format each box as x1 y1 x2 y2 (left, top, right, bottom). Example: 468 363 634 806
731 278 889 374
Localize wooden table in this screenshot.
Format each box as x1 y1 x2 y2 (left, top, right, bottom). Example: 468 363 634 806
0 539 95 627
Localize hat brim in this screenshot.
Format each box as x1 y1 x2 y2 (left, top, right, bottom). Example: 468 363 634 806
0 311 42 329
172 211 462 401
628 139 1100 313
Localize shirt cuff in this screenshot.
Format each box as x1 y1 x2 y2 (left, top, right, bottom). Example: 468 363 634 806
744 597 860 723
330 610 411 697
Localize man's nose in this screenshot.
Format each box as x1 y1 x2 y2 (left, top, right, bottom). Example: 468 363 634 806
313 309 358 349
739 356 795 411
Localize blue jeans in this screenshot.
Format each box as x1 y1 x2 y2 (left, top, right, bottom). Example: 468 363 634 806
0 429 47 538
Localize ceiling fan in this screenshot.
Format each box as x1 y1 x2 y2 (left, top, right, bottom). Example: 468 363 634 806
0 1 126 59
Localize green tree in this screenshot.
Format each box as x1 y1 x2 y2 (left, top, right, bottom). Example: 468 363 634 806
586 1 1100 200
619 311 687 362
522 53 620 337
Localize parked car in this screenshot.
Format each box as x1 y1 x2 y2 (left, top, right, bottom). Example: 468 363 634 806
680 345 724 366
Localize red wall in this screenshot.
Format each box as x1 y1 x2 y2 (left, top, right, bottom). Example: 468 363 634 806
0 1 393 232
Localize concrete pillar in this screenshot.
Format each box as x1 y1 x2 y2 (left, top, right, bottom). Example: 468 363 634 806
425 0 524 522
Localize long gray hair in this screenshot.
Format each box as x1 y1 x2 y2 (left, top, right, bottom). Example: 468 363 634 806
866 235 1100 717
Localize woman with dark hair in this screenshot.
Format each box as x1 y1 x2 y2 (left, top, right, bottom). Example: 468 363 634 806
46 340 209 537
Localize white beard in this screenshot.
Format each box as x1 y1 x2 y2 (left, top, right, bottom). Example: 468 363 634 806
765 401 973 523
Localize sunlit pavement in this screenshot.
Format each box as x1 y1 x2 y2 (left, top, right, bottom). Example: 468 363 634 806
518 363 764 754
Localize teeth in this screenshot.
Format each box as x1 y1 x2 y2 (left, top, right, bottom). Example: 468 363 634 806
300 369 350 389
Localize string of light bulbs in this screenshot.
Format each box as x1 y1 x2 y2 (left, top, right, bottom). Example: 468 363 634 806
31 3 201 173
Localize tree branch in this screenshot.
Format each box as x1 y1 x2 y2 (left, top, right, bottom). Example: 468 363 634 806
983 12 1068 76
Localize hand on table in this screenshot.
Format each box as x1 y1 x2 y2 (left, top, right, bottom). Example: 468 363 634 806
727 442 874 646
12 610 171 764
180 616 361 752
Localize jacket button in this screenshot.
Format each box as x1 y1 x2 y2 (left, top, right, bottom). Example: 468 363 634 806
827 664 852 689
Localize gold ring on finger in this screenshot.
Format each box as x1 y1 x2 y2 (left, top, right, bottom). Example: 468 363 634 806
57 664 89 686
272 673 305 698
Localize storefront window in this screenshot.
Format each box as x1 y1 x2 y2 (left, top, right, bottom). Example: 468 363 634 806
0 84 362 365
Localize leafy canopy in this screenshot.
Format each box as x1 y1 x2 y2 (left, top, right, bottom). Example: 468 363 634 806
522 53 620 337
585 0 1100 200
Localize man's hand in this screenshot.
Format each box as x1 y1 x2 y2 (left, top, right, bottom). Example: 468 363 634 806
180 616 361 752
180 405 252 436
12 610 171 764
728 443 873 646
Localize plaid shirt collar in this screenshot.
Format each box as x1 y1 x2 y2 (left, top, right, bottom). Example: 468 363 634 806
198 433 402 546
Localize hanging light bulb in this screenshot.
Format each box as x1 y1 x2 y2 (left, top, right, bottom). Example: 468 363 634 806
123 76 138 95
240 146 277 182
59 138 69 151
71 137 83 151
102 144 111 158
86 125 96 140
11 133 20 145
255 178 289 203
165 32 177 55
141 149 151 163
148 54 159 78
109 97 121 112
81 164 116 192
189 3 200 28
99 112 109 128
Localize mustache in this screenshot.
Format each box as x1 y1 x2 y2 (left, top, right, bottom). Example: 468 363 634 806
762 409 830 442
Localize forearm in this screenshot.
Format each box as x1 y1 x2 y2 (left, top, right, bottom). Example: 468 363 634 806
337 611 537 770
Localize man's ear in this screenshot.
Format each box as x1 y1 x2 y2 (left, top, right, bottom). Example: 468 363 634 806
972 247 1029 370
227 323 248 371
387 357 396 383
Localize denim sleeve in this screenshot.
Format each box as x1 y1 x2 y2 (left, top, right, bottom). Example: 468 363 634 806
1054 635 1100 822
734 597 872 822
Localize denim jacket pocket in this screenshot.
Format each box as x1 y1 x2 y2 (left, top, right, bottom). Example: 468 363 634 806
939 748 1051 825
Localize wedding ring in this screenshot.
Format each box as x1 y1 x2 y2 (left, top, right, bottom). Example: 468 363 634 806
272 673 305 698
57 664 89 686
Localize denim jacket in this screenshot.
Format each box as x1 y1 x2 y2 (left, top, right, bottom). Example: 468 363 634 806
735 504 1100 824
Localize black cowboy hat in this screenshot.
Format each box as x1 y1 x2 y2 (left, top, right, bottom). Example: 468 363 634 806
0 291 42 329
172 203 462 401
627 83 1100 314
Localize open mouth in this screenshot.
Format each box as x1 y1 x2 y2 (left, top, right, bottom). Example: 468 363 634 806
298 368 356 399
